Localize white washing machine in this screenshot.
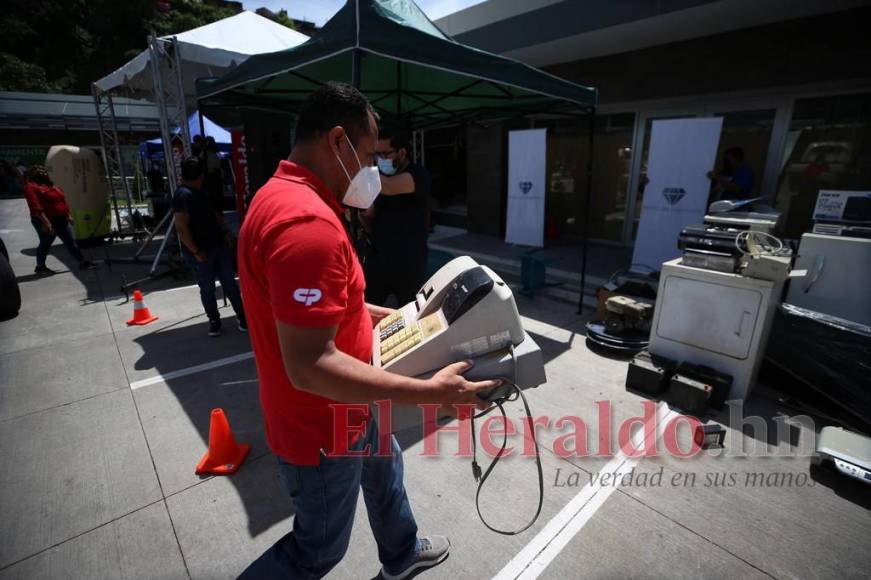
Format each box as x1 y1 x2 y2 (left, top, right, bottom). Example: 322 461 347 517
649 258 786 402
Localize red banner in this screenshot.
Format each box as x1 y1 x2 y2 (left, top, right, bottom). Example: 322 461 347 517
230 130 250 220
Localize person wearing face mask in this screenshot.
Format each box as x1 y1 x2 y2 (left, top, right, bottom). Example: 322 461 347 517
236 82 500 580
362 126 432 307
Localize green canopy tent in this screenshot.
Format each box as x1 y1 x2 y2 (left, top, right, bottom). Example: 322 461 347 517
196 0 598 311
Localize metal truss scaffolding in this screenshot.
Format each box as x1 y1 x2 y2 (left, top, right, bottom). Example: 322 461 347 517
92 35 192 293
92 86 134 233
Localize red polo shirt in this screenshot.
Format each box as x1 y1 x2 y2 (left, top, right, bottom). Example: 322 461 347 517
238 161 372 465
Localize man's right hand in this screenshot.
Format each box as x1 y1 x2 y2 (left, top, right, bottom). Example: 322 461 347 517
425 360 502 411
193 250 207 262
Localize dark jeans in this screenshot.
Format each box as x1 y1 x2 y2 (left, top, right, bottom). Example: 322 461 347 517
183 243 244 324
239 420 420 580
31 217 85 267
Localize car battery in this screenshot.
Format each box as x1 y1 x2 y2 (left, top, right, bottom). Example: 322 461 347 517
605 295 654 333
675 362 733 410
606 295 636 315
666 373 713 416
625 350 674 396
623 300 653 326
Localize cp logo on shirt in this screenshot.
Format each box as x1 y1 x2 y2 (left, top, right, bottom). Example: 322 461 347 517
293 288 322 306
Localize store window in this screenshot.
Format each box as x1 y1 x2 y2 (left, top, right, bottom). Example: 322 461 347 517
633 109 775 239
775 93 871 238
538 113 635 242
712 109 776 199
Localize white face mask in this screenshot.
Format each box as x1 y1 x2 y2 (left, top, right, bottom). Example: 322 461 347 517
377 156 397 176
335 134 381 209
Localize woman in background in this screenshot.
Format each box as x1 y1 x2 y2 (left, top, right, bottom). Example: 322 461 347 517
23 165 95 275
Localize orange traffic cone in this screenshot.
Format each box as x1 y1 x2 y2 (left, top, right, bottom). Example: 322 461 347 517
195 408 251 475
126 289 159 326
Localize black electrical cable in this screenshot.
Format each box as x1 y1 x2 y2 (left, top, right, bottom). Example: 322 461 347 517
469 381 544 535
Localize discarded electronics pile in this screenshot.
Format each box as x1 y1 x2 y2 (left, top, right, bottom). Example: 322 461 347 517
619 192 871 481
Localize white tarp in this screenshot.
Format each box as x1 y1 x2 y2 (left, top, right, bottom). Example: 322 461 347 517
631 117 723 270
505 129 547 247
95 11 309 97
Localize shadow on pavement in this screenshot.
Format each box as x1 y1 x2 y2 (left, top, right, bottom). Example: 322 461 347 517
132 317 293 538
809 462 871 510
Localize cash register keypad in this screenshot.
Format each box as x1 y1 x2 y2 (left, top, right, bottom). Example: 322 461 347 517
379 318 405 342
379 318 422 364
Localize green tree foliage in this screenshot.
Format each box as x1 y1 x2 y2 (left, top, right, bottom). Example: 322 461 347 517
272 10 298 31
0 0 239 94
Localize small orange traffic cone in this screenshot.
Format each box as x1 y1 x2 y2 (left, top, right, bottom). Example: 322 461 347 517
195 408 251 475
126 289 159 326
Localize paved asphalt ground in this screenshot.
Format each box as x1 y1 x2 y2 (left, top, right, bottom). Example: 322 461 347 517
1 198 869 579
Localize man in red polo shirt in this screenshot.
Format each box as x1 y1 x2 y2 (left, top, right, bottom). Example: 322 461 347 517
237 83 499 579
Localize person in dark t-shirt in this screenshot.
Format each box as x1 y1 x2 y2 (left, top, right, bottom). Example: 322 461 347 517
707 147 754 200
363 127 431 306
172 157 245 336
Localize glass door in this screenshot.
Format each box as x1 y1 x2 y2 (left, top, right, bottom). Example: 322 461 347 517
707 108 777 199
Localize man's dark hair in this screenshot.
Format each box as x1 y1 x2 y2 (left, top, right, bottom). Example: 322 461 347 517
181 157 204 180
378 125 410 153
295 82 376 144
724 147 744 161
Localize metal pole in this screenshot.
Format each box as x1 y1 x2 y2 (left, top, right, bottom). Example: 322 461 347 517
151 215 176 274
198 107 206 143
578 107 595 314
173 40 191 155
107 93 135 219
352 49 361 90
396 60 402 120
350 48 362 247
92 85 124 232
148 35 178 195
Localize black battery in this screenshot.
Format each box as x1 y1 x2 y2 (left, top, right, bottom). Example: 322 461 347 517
675 362 733 410
625 350 674 396
666 373 713 416
694 424 726 449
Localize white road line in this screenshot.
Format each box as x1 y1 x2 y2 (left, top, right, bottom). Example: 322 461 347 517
129 351 254 390
494 406 678 580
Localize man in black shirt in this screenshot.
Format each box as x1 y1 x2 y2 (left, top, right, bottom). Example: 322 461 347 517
172 157 246 336
364 127 431 306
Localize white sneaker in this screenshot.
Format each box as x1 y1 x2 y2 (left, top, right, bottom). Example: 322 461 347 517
380 536 450 580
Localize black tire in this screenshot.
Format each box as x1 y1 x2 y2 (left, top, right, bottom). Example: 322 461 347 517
0 252 21 319
0 237 8 262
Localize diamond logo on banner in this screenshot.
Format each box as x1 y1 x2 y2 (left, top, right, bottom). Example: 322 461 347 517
662 187 686 205
519 181 533 194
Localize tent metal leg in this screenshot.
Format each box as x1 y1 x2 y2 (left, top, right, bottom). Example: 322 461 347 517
134 208 172 260
150 216 176 275
578 107 595 314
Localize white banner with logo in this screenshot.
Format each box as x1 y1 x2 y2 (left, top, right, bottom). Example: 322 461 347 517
631 117 723 270
505 129 547 247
